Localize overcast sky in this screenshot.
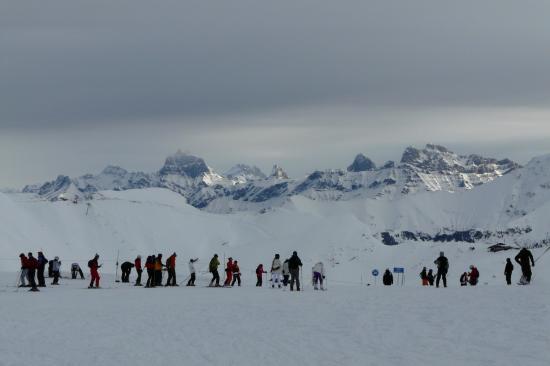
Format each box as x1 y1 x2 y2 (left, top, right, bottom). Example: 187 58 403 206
1 0 550 188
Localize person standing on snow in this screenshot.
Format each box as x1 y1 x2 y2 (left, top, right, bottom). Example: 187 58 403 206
187 258 198 286
420 267 429 286
282 259 290 287
434 252 449 288
154 254 164 286
271 254 283 289
134 255 143 286
165 252 178 286
51 257 61 285
460 272 468 286
209 254 221 287
312 261 326 290
71 263 85 279
27 253 39 291
231 260 242 287
120 261 134 283
18 253 29 287
504 258 514 285
224 257 234 287
468 265 479 286
515 247 535 284
427 269 435 286
256 264 266 287
37 251 48 287
382 268 393 286
288 251 303 291
88 254 101 288
145 255 155 288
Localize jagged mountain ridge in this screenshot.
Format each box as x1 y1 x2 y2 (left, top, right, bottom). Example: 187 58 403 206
22 144 521 212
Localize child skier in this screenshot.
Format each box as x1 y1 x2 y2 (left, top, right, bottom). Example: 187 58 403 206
420 267 429 286
231 260 241 287
312 261 326 290
282 259 290 287
51 257 61 285
460 272 468 286
504 258 514 285
427 269 435 286
187 258 198 286
468 265 479 286
256 264 266 287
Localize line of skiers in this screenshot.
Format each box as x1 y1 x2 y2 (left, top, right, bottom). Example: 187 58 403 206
17 252 59 291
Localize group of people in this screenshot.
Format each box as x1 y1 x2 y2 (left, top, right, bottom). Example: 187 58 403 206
16 247 538 292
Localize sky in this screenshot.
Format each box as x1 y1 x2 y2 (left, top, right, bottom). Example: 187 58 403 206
1 0 550 188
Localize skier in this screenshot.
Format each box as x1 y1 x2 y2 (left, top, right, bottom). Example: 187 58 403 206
51 257 61 285
515 247 535 284
434 252 449 288
27 252 39 292
420 267 428 286
231 260 241 287
270 254 283 289
382 268 393 286
209 254 221 287
88 254 101 288
256 264 266 287
427 269 435 286
37 251 48 287
312 261 326 290
460 272 468 286
71 263 85 279
48 259 54 278
224 257 234 287
18 253 29 287
468 265 479 286
504 258 514 285
134 255 143 286
282 259 290 287
120 261 134 283
145 255 155 288
165 252 177 286
187 258 198 286
154 254 164 286
288 251 303 291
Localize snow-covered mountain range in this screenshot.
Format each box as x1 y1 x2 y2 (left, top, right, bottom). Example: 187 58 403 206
22 144 520 213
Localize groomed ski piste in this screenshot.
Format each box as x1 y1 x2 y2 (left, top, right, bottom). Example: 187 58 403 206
1 188 549 366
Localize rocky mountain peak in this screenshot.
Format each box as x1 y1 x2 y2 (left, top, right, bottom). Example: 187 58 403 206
159 150 210 178
347 153 376 172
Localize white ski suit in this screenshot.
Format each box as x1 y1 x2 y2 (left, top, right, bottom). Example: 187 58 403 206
271 258 283 288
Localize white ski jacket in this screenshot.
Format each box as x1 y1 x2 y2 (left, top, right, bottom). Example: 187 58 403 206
282 261 290 276
52 260 61 272
312 262 325 276
271 258 282 274
188 260 197 274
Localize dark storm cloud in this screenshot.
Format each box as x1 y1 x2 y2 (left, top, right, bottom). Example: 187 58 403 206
1 0 550 128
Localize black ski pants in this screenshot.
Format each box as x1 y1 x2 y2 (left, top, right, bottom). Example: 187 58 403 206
154 270 162 286
210 269 220 286
135 269 142 285
290 268 300 291
436 270 447 288
52 271 60 285
37 266 46 287
231 273 241 287
521 265 532 282
505 273 512 285
146 269 154 287
166 268 176 286
187 272 196 286
28 268 37 289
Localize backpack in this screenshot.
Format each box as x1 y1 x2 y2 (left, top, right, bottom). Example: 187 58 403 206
88 260 93 268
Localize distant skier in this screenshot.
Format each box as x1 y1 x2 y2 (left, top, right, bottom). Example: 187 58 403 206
71 263 85 279
460 272 468 286
37 251 48 287
427 269 435 286
312 261 326 290
165 252 177 286
420 267 428 286
154 254 164 286
120 261 134 283
515 247 535 284
51 257 61 285
145 255 155 288
231 260 241 287
27 252 39 292
282 259 290 287
18 253 29 287
382 269 393 286
187 258 198 286
434 252 449 288
209 254 221 287
504 258 514 285
288 251 303 291
48 259 54 278
256 264 266 287
224 257 234 287
134 255 142 286
271 254 283 289
468 265 479 286
88 254 101 288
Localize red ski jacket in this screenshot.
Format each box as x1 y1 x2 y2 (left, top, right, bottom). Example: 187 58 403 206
135 257 142 271
20 256 28 269
256 265 264 276
27 257 39 270
167 255 176 269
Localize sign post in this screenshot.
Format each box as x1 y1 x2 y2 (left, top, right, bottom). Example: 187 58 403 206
372 269 379 286
393 267 405 286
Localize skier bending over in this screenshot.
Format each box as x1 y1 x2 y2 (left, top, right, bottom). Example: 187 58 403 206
271 254 283 289
434 252 449 288
231 260 241 287
88 254 101 289
51 257 61 285
459 272 468 286
515 247 535 284
288 251 303 291
468 265 479 286
71 263 85 279
187 258 198 286
120 261 134 283
209 254 221 287
312 261 326 290
504 258 514 285
256 264 266 287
